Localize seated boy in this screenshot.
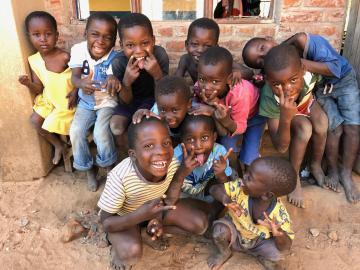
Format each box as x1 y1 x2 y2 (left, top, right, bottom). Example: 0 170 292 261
132 75 192 145
98 117 208 269
190 46 266 176
259 44 328 208
110 13 169 158
243 34 360 203
208 156 297 270
175 18 252 85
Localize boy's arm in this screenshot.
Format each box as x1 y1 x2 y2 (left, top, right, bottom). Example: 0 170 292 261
209 183 232 205
71 67 98 95
284 32 334 77
100 196 176 233
18 67 44 94
175 54 188 77
267 89 297 153
213 102 237 135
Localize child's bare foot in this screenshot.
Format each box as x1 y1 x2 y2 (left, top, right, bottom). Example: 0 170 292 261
110 247 132 270
310 163 326 188
87 168 98 192
288 179 305 208
207 250 232 270
324 168 341 192
53 143 65 165
141 228 169 251
340 168 360 203
258 257 285 270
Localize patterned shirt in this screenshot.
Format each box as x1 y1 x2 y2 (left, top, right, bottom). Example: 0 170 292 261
224 178 295 243
174 143 232 195
97 157 180 216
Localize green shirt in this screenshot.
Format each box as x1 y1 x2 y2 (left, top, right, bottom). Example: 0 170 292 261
259 72 321 119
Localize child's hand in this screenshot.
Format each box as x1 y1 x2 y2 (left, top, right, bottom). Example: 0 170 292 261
143 51 162 81
213 102 232 122
231 70 242 86
257 212 284 237
104 75 121 97
147 218 163 240
79 69 98 95
279 88 297 121
213 148 233 177
66 88 78 109
123 55 140 87
180 143 199 176
225 201 245 217
18 75 31 87
200 89 220 106
137 195 176 221
188 103 215 117
132 109 161 124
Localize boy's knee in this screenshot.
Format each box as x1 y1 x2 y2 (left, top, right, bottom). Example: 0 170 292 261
113 241 142 265
110 116 128 136
329 125 343 138
212 223 230 242
292 118 312 142
69 125 87 142
193 212 209 235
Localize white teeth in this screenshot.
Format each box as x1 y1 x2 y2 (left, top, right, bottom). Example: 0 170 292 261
194 56 199 61
152 161 167 169
136 57 145 60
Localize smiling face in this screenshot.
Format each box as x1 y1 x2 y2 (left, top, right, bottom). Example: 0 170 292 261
85 19 116 60
27 17 58 54
198 62 232 100
245 39 277 69
182 120 216 167
266 61 305 101
129 121 173 182
157 93 191 129
120 25 155 69
186 27 218 64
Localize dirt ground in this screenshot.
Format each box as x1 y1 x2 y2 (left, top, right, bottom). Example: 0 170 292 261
1 135 360 270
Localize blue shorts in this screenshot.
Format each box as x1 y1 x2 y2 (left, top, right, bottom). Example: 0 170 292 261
220 113 266 165
113 97 154 119
316 70 360 131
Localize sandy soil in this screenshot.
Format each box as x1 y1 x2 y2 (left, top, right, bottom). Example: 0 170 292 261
1 136 360 270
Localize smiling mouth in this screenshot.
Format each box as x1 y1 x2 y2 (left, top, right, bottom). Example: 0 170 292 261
93 46 105 54
193 55 200 61
151 160 168 169
195 153 206 166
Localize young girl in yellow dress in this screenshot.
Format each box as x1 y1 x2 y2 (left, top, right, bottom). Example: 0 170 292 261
19 11 75 164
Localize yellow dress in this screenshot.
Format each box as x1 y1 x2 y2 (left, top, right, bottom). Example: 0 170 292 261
29 52 75 135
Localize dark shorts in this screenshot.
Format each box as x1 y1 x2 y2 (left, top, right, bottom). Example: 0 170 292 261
113 98 155 119
316 70 360 131
213 216 283 262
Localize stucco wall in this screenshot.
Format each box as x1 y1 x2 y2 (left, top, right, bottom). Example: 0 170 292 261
0 0 53 181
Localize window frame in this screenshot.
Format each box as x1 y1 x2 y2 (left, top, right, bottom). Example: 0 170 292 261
130 0 275 23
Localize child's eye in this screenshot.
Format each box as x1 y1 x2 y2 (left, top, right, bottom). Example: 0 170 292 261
163 140 172 147
186 138 194 143
126 44 133 48
142 41 149 46
191 42 198 47
199 77 204 83
91 32 99 37
291 78 297 83
159 108 166 113
144 144 154 149
201 136 209 141
172 108 178 113
273 83 281 88
212 80 218 84
104 35 113 41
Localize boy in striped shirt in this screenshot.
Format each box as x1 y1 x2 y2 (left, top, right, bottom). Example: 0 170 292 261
98 117 208 269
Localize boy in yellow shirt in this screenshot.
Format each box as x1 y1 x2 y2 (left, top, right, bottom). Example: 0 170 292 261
208 156 296 270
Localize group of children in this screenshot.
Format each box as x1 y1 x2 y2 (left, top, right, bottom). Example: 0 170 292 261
19 9 359 270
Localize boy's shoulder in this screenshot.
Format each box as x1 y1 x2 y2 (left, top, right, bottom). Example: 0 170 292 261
108 157 136 182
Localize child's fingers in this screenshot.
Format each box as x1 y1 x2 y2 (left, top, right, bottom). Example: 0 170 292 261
160 205 176 211
208 90 218 101
181 143 188 158
189 145 195 159
278 87 284 104
224 148 233 160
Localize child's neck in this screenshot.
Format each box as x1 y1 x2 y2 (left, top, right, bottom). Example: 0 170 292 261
250 196 275 222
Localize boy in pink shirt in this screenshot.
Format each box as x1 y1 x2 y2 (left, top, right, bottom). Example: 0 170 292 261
190 46 266 174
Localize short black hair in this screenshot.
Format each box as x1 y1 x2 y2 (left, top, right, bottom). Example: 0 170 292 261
25 11 57 32
118 13 153 40
263 44 301 75
187 17 219 43
127 117 169 149
242 37 266 68
85 12 117 38
199 46 233 74
155 75 191 101
253 157 297 197
180 114 216 138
